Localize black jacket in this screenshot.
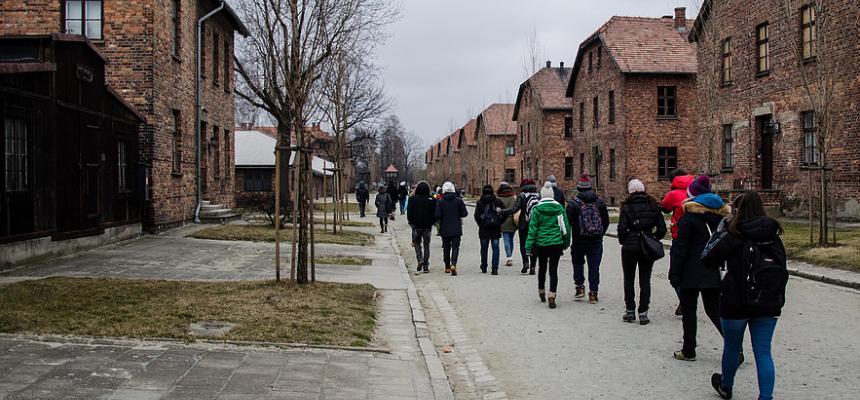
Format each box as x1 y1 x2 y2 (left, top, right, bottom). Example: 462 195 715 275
701 216 787 318
398 186 409 201
356 186 369 203
407 195 437 229
474 189 504 240
669 196 731 289
500 184 539 232
566 190 610 245
552 185 566 205
434 192 468 238
617 193 667 251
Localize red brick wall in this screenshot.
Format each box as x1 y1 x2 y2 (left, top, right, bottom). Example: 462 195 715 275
517 86 574 188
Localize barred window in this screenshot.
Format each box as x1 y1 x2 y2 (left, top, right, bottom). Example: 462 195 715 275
118 141 129 192
504 169 515 184
244 170 272 192
564 117 573 138
658 147 678 179
802 111 818 164
723 124 734 170
564 157 574 180
657 86 677 117
801 6 816 59
609 148 616 181
608 91 616 124
593 97 599 128
172 110 182 174
579 102 585 132
171 0 181 56
4 119 29 192
756 23 770 74
64 0 102 40
721 38 733 84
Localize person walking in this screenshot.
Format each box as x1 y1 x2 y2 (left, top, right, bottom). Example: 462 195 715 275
474 185 504 275
407 181 437 273
661 169 695 316
435 182 468 276
497 182 518 267
356 181 370 218
702 191 787 400
500 179 540 274
669 175 731 361
375 184 393 233
616 179 667 325
567 173 609 303
525 182 571 309
398 181 409 215
546 175 566 205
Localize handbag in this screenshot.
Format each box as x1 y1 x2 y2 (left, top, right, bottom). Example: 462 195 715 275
639 231 665 260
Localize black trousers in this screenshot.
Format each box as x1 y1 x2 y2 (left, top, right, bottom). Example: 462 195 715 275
621 249 655 313
378 216 388 229
442 236 462 267
679 287 722 357
536 246 563 293
518 227 537 268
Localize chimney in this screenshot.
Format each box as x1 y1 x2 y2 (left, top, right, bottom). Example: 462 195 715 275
546 60 551 68
674 7 687 31
559 61 565 69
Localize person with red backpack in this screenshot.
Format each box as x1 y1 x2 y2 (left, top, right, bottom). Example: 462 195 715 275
500 179 540 275
661 169 695 317
566 173 609 303
474 185 505 275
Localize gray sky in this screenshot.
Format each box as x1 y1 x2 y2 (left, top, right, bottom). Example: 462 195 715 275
377 0 701 147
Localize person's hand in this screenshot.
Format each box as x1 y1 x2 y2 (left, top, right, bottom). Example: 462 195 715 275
495 207 503 213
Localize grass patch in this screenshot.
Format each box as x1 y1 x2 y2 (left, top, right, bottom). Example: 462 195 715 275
780 221 860 272
189 225 374 246
0 278 376 346
313 203 360 213
316 255 372 266
314 219 374 228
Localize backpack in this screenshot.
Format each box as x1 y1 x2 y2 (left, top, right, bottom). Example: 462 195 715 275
575 198 604 237
723 239 789 313
523 194 540 222
480 202 501 228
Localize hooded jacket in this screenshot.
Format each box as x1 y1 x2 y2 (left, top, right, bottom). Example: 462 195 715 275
661 175 695 239
398 184 409 202
500 183 540 232
525 198 571 250
356 182 370 203
566 190 610 245
434 192 468 238
617 192 668 251
668 193 731 289
407 181 437 229
375 188 393 218
701 216 787 318
474 186 505 239
497 184 518 233
552 185 566 205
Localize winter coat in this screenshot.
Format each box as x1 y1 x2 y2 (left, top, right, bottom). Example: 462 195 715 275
407 195 437 229
617 192 668 252
356 185 370 204
660 175 695 239
474 189 505 240
525 198 571 250
375 192 393 218
552 185 566 205
566 189 610 245
701 216 787 318
498 194 517 233
668 193 731 289
434 192 468 238
398 186 409 202
500 184 539 233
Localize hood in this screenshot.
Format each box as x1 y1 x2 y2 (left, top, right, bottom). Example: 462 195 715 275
737 216 781 242
683 193 730 216
521 184 537 193
480 185 496 202
415 181 430 196
442 192 459 201
576 189 598 203
624 192 651 205
533 198 565 216
358 182 366 190
671 175 695 190
497 182 514 197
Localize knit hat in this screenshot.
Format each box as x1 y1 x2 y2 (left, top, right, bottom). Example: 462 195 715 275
576 172 592 191
520 178 535 187
540 182 555 199
627 179 645 194
687 175 712 197
400 181 406 186
442 181 455 193
546 175 557 185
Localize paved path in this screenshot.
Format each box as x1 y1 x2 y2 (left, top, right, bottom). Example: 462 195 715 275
392 208 860 399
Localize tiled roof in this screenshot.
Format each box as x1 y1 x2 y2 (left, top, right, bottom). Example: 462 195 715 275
478 104 516 135
460 119 478 146
513 66 573 120
600 16 696 74
449 131 461 153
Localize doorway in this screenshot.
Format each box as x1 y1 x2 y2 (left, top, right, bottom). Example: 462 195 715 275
757 115 774 189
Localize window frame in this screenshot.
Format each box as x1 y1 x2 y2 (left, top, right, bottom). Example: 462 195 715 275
579 102 585 132
722 124 734 171
756 22 770 76
117 140 130 193
223 39 231 91
801 5 816 60
657 86 678 118
608 90 616 124
597 46 602 69
721 37 733 85
588 51 593 73
592 96 599 128
504 169 516 184
213 33 221 85
3 118 30 193
657 147 678 180
505 139 515 156
171 0 181 57
171 110 182 175
243 169 272 192
63 0 104 40
564 157 574 181
801 111 818 165
609 148 616 182
564 116 573 138
579 153 585 175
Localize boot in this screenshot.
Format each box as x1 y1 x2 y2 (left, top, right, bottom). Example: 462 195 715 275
538 289 546 303
588 292 599 304
529 266 535 275
520 260 529 274
444 266 452 274
491 268 498 275
450 265 458 276
623 310 636 323
548 293 557 309
639 312 650 325
575 286 586 299
423 264 430 273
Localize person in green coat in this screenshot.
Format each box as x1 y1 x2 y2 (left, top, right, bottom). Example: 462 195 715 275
525 182 572 309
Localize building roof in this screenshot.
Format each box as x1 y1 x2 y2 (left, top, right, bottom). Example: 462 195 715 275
448 131 461 153
235 130 332 175
216 1 250 37
513 66 573 120
237 124 334 144
478 104 516 135
384 164 399 173
459 119 477 147
688 0 713 42
566 15 697 96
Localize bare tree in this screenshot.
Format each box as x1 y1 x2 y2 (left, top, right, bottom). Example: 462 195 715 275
401 130 423 182
521 26 544 78
692 2 727 177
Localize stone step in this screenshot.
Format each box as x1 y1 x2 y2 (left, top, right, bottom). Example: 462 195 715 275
201 204 224 211
199 213 241 224
201 200 212 206
200 209 235 218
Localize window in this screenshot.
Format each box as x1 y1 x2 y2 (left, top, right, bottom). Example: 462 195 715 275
213 33 221 84
721 38 733 84
213 125 221 177
223 40 231 90
527 122 531 144
505 139 515 156
722 124 734 170
597 47 602 69
171 110 182 174
801 5 816 59
579 153 585 175
504 169 516 183
564 117 573 138
802 111 818 164
223 128 231 174
588 51 593 73
592 97 599 128
608 91 616 124
564 157 574 181
4 118 29 192
756 23 770 74
519 125 523 145
657 86 677 117
609 148 616 181
118 141 129 192
657 147 678 179
243 170 272 192
201 23 206 76
171 0 181 56
64 0 102 40
579 102 585 132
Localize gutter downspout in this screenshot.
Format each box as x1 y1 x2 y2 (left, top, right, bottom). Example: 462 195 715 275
195 0 226 223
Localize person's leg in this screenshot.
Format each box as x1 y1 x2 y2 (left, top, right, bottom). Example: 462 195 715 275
502 232 514 258
518 229 529 266
548 249 561 294
537 249 548 292
571 244 586 288
679 288 700 358
442 237 452 268
421 229 431 269
359 202 365 217
702 288 724 336
414 230 424 266
748 317 778 400
451 236 461 266
621 250 638 312
586 242 603 293
638 254 655 314
491 239 500 271
720 318 748 393
479 239 489 272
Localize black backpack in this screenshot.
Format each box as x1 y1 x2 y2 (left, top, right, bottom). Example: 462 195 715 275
481 203 501 228
724 239 788 313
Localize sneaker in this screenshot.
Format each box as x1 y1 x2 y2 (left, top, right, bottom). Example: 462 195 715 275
480 266 487 274
548 293 557 309
575 286 586 299
491 269 498 275
505 257 513 267
673 350 696 361
588 292 598 304
711 373 732 399
450 266 458 276
639 312 650 325
623 310 636 323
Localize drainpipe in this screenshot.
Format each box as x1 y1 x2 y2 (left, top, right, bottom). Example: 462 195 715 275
195 0 226 223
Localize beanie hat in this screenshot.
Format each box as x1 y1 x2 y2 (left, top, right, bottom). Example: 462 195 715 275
540 182 555 199
687 175 712 197
627 179 645 194
546 175 557 185
576 172 592 191
442 181 455 193
520 178 535 187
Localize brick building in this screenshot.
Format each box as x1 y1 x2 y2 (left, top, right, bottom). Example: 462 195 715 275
456 119 478 194
0 0 248 229
513 62 573 189
565 10 698 205
475 104 518 188
689 0 860 218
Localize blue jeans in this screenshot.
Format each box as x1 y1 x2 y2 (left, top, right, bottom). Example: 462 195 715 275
721 317 778 400
571 242 603 292
502 231 515 258
480 238 500 271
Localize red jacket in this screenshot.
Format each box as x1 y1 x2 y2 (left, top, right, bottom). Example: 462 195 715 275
660 175 694 239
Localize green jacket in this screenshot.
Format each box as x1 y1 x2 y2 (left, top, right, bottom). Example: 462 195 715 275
525 198 571 250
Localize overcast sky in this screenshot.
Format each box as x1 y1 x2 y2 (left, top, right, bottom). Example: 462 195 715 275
377 0 701 147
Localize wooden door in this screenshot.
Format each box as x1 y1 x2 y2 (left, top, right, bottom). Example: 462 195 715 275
758 116 774 190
